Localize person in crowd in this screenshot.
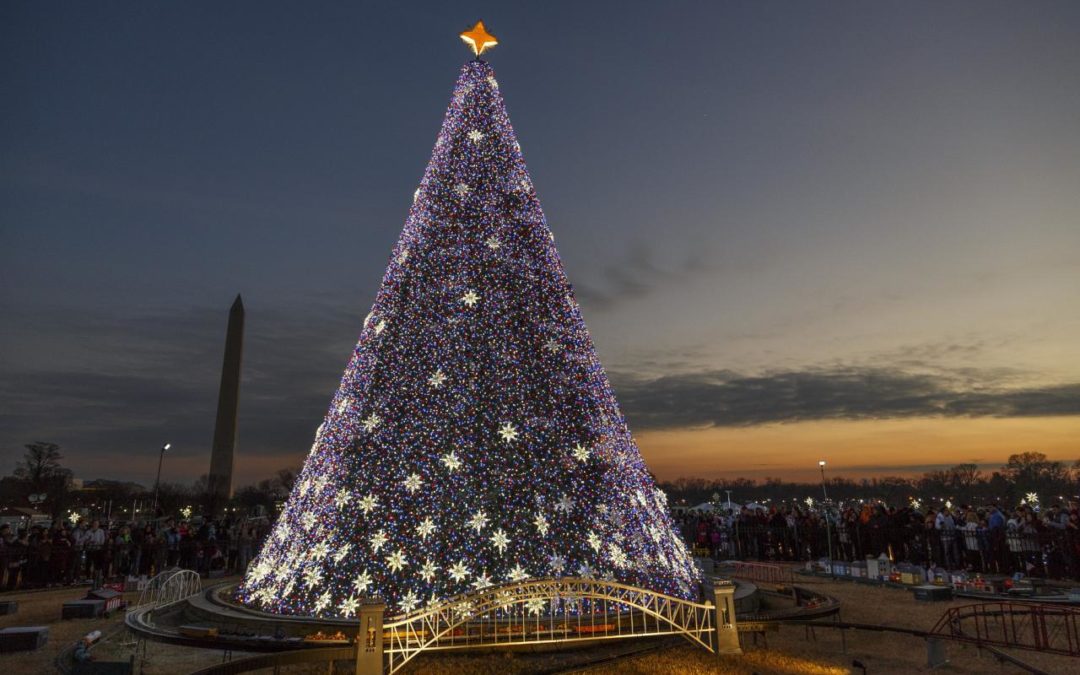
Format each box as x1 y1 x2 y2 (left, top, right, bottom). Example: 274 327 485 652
69 520 89 582
139 523 156 575
961 510 983 571
114 524 133 576
28 525 50 586
238 526 255 573
4 530 29 591
85 520 106 578
50 524 72 587
165 520 181 567
935 507 958 569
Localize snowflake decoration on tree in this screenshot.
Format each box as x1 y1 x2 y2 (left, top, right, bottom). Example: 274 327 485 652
416 517 436 540
403 473 423 493
468 510 489 533
490 528 510 554
441 451 462 472
498 422 519 443
449 561 470 583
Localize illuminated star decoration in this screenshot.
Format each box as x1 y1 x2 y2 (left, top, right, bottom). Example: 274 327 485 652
341 595 359 617
534 512 549 536
416 517 436 540
459 20 498 57
490 528 510 554
420 559 438 583
472 570 493 590
362 413 381 432
352 570 372 594
449 561 470 583
403 473 423 493
428 368 447 388
441 451 462 472
498 422 519 443
399 591 420 613
468 509 489 533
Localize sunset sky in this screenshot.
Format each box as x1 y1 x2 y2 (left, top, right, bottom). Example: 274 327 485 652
2 2 1078 488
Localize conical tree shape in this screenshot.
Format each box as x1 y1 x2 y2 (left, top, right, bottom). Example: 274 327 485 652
239 60 699 617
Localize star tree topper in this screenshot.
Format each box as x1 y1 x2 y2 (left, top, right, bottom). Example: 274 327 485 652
460 20 498 57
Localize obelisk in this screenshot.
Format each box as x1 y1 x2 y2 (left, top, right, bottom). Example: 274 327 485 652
207 294 244 514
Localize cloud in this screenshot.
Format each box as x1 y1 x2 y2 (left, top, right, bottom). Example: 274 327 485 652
571 242 715 312
610 366 1080 430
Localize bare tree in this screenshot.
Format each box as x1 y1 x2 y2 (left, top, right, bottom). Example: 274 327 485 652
12 442 73 516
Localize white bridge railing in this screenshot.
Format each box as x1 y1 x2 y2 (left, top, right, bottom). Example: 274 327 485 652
132 568 203 610
160 576 741 675
378 577 739 674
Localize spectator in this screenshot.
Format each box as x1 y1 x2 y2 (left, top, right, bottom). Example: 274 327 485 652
86 520 106 577
239 526 255 573
5 530 29 591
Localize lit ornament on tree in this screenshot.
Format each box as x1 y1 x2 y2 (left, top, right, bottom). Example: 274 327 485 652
238 21 700 617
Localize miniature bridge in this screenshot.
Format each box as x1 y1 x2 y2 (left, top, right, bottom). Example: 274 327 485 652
182 577 742 675
929 601 1080 657
378 577 739 673
131 568 202 610
779 600 1080 670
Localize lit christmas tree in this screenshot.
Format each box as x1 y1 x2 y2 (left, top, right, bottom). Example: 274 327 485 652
239 22 699 617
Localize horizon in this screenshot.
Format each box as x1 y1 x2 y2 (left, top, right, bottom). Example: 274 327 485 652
2 2 1079 488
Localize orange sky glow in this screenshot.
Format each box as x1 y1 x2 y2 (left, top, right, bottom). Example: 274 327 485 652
636 416 1079 483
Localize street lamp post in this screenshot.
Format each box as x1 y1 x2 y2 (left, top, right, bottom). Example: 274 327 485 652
819 460 834 568
152 443 171 518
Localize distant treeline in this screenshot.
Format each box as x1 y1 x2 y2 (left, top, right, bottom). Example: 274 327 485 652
5 442 1077 522
659 452 1080 509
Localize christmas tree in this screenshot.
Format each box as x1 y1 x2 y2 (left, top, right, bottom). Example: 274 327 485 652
239 23 699 618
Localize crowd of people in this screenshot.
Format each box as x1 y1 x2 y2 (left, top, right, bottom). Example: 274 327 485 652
674 500 1080 580
0 516 269 592
3 499 1079 593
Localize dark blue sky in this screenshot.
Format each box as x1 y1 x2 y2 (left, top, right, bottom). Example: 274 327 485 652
3 2 1078 485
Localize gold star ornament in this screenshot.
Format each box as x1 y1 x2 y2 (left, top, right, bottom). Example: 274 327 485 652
460 20 498 57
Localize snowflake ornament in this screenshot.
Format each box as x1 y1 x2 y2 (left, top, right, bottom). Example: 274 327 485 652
441 451 462 472
498 422 519 443
490 528 510 554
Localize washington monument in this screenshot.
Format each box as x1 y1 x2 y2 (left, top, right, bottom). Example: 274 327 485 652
208 294 244 513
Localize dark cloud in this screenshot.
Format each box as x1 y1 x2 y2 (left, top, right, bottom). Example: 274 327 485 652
611 367 1080 430
571 242 715 312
